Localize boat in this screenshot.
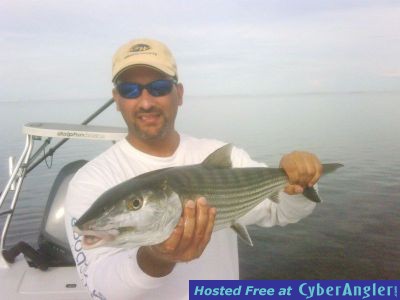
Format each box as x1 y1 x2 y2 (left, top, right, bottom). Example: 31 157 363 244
0 99 127 299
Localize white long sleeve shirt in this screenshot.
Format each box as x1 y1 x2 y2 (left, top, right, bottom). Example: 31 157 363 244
65 135 316 300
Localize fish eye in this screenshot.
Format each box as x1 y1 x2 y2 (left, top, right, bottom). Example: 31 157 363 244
126 197 143 211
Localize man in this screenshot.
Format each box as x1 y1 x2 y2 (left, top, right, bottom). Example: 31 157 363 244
65 38 322 299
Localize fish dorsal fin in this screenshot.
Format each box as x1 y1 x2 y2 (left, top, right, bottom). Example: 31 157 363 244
201 144 233 168
231 222 253 246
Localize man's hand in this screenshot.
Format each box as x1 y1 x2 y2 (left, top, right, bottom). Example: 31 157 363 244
280 151 322 195
137 197 216 277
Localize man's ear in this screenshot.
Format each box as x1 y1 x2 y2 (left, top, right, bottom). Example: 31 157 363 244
176 83 184 106
112 88 121 111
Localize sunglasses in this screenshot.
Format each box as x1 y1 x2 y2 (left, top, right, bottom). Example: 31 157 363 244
116 79 176 99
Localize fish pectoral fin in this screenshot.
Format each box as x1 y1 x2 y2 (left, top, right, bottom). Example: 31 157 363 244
303 186 322 203
201 144 233 169
231 222 253 247
269 191 280 203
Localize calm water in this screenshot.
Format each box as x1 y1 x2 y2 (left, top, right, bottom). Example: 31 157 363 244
0 92 399 279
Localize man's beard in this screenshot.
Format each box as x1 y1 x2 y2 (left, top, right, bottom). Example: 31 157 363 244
132 108 171 140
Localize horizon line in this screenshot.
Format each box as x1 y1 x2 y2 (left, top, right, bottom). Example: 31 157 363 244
0 89 399 103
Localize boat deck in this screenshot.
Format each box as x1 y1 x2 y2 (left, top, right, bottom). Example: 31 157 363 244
0 256 89 299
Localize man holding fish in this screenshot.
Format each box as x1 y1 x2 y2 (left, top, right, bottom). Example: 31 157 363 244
65 38 324 299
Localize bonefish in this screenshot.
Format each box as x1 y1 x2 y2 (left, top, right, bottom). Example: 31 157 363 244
74 144 342 249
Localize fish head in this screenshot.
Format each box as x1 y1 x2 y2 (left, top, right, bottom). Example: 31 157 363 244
73 184 182 249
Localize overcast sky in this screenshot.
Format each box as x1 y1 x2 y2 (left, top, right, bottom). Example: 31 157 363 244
0 0 399 101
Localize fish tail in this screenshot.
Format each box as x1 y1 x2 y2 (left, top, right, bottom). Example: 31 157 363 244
302 186 321 203
322 163 344 174
302 163 343 203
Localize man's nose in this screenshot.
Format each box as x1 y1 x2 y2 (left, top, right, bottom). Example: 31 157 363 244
137 89 156 110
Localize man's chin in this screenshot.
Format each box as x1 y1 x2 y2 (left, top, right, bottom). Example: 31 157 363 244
134 127 168 140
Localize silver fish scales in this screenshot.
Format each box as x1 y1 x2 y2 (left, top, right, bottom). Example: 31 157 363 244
166 166 288 231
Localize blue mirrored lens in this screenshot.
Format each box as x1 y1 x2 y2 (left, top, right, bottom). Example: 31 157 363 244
118 83 141 98
148 80 173 96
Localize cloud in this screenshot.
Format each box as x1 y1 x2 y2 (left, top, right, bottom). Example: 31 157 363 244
0 0 399 100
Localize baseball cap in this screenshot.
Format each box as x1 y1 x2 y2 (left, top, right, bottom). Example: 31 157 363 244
112 38 178 83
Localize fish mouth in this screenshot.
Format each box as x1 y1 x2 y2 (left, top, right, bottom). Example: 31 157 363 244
73 227 119 249
73 226 136 249
83 234 104 248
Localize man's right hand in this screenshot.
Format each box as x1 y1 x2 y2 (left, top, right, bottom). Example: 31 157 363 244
137 197 216 277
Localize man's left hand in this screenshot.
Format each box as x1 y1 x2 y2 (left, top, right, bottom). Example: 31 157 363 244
279 151 322 195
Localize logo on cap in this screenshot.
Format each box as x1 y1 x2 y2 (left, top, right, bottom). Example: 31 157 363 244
130 44 151 52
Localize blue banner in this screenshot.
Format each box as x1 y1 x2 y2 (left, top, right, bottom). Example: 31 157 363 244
189 280 399 300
